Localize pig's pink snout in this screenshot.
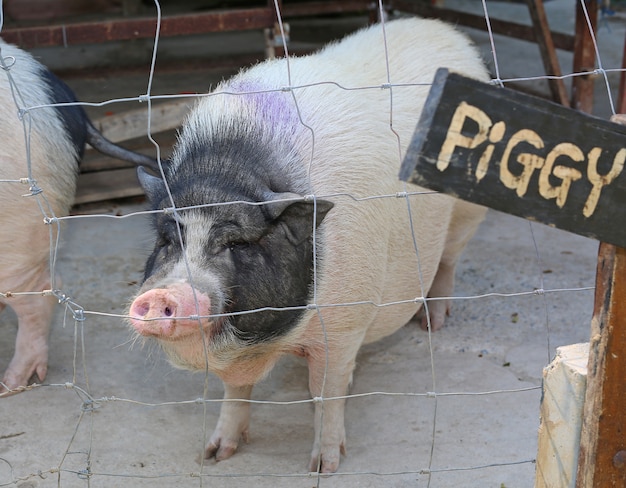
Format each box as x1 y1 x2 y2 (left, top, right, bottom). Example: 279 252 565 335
129 287 211 338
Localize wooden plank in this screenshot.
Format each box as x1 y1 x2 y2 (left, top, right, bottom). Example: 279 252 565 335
525 0 570 107
4 0 120 21
74 167 143 205
619 33 626 115
571 0 597 113
576 241 626 487
75 101 183 202
399 69 626 247
0 7 276 48
91 98 193 144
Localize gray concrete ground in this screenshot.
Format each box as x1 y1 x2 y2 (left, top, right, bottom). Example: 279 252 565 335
1 1 624 486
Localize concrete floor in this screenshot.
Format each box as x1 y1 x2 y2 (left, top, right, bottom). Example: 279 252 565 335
1 1 624 486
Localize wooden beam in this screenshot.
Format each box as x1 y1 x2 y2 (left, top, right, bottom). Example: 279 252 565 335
3 0 120 21
90 98 193 144
571 0 597 113
75 167 143 205
77 99 187 200
0 7 277 48
617 35 626 114
576 113 626 487
525 0 570 107
576 242 626 486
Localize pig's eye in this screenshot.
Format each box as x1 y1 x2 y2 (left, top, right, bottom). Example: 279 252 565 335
226 240 249 252
154 242 172 262
156 234 181 260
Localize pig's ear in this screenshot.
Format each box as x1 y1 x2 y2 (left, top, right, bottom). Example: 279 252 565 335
137 166 166 202
264 192 334 245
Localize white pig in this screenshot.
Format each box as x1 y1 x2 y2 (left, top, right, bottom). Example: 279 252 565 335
0 39 158 394
129 17 489 472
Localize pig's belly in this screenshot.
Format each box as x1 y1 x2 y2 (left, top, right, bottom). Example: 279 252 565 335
309 187 450 347
360 263 430 345
359 208 445 345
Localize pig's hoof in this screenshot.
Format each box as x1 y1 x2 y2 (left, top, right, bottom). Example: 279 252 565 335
205 430 247 462
0 380 19 397
205 442 237 462
308 444 344 473
420 313 445 331
1 365 46 397
1 379 30 397
418 301 450 331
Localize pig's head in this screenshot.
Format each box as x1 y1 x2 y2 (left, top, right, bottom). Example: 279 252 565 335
128 162 333 386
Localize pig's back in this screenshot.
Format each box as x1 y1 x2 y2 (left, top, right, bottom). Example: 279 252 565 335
0 41 79 211
190 17 488 341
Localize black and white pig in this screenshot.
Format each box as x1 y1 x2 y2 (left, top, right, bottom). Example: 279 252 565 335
128 17 489 473
0 39 158 394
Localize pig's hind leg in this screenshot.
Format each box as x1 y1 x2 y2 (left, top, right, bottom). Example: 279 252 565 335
205 384 253 462
2 292 55 393
420 201 486 331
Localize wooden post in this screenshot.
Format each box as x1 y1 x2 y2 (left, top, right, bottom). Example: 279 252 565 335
619 33 626 115
265 0 286 59
575 115 626 487
536 343 589 487
575 243 626 486
571 0 597 112
525 0 570 107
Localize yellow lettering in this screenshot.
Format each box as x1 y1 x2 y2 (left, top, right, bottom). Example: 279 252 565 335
538 143 583 208
500 129 544 197
584 147 625 217
437 102 492 172
476 121 506 182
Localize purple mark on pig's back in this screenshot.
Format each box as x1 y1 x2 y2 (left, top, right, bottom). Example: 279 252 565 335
224 79 301 132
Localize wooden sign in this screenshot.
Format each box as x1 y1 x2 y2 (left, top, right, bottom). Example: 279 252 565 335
399 69 626 248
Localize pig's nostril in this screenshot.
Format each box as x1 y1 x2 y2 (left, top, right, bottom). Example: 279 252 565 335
133 302 150 317
164 306 173 317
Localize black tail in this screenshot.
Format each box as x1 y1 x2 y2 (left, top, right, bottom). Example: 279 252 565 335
85 121 160 172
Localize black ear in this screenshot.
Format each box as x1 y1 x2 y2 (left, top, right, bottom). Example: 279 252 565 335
137 166 166 203
263 192 334 245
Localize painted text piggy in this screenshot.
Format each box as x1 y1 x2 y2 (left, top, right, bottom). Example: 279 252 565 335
129 17 488 472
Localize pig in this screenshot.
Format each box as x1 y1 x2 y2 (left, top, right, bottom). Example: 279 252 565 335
0 39 158 394
128 17 489 473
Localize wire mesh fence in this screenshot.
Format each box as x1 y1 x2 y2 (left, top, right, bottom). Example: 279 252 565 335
0 0 623 486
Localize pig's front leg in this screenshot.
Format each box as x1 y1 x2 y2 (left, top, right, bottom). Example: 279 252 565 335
305 334 362 473
205 383 253 461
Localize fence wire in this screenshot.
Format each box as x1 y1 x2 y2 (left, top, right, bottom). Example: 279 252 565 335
0 0 622 486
